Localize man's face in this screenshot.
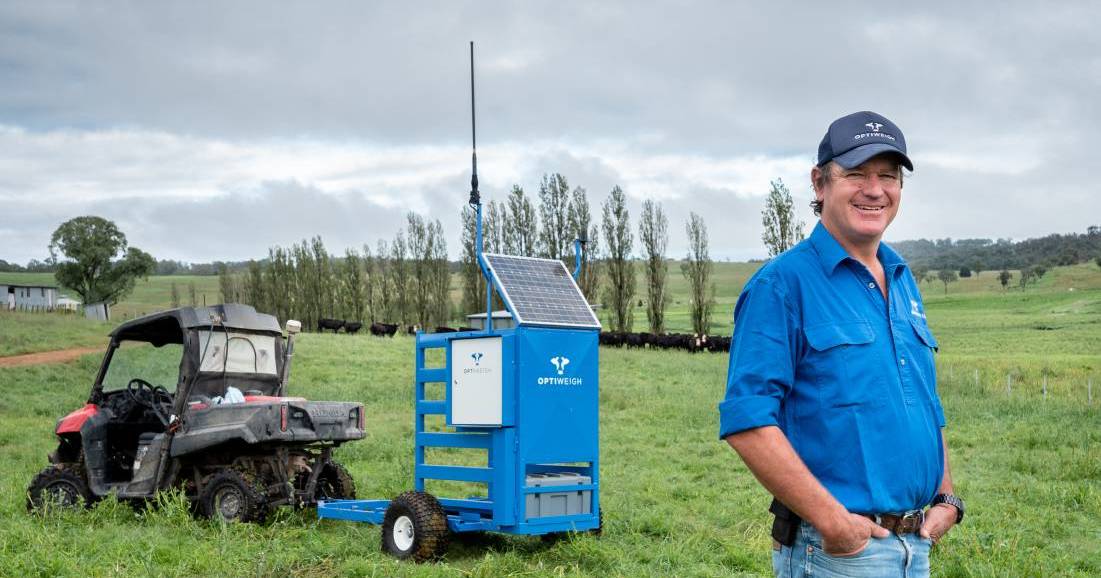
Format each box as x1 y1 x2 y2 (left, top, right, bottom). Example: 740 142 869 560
814 155 902 247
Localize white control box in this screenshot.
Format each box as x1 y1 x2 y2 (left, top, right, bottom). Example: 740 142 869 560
451 337 503 426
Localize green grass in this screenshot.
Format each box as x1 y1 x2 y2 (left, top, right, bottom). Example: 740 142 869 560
0 311 111 357
0 333 1098 576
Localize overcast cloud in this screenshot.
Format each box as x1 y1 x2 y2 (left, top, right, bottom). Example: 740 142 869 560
1 1 1098 264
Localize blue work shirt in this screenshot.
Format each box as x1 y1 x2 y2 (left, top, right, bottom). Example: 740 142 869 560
718 222 945 514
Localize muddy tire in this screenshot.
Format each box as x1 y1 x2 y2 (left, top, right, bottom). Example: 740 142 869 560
26 466 94 512
199 469 270 523
316 461 356 501
381 491 449 562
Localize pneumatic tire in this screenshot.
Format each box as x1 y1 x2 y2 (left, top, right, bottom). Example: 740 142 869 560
199 469 270 523
381 491 449 562
26 466 95 512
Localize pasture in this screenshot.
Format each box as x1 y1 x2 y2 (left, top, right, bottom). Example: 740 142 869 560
0 262 1098 576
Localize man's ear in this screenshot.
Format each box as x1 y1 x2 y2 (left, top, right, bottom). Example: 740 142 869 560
810 166 825 199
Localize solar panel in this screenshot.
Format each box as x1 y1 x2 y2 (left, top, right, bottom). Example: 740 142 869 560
482 253 601 329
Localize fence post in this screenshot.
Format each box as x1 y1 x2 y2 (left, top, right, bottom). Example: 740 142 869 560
1007 373 1012 396
1042 374 1047 400
1089 379 1093 406
973 369 979 391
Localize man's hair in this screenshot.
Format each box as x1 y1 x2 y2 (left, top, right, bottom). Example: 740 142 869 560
810 159 908 217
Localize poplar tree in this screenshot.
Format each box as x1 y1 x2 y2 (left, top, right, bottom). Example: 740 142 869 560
639 199 669 334
682 212 714 336
761 179 805 257
504 185 538 256
601 185 635 332
568 186 601 302
538 173 572 260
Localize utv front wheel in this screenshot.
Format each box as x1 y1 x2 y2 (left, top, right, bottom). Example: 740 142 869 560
27 466 94 512
200 469 270 523
381 491 449 561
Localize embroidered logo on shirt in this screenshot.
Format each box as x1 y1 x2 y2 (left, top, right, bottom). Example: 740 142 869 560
910 299 926 319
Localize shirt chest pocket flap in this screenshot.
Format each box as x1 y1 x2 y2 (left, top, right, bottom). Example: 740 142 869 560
803 321 880 407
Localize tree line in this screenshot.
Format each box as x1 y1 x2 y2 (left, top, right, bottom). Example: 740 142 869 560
460 173 717 337
891 226 1101 273
218 213 450 332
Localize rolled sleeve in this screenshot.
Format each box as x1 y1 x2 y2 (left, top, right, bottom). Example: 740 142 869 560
718 275 798 440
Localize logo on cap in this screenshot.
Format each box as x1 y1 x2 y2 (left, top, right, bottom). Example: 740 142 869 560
865 122 884 132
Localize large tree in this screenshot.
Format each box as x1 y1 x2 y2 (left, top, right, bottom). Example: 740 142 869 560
638 199 669 334
49 216 155 305
761 179 805 257
601 185 635 332
682 212 715 336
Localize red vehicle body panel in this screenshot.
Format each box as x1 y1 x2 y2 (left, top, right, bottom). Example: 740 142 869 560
56 404 98 434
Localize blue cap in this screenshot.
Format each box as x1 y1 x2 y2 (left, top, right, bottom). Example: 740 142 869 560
817 111 913 171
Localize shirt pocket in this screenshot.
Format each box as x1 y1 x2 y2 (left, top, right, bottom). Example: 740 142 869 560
803 321 884 408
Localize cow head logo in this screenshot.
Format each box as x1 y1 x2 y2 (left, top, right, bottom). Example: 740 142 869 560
471 352 484 366
865 122 884 132
550 356 570 375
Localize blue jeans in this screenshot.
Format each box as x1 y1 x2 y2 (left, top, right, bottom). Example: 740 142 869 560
772 521 932 578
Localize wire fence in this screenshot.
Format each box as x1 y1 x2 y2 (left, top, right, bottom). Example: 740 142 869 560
936 360 1098 407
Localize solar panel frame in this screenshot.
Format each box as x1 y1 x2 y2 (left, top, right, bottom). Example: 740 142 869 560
482 252 601 329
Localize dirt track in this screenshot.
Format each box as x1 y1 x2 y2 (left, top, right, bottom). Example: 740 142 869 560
0 346 104 368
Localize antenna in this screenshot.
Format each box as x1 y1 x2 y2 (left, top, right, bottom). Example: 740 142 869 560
469 41 479 207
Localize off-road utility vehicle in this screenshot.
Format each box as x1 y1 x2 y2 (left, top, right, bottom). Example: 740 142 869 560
26 304 365 522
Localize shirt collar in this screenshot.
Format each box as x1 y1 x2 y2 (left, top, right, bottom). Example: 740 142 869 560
809 221 909 276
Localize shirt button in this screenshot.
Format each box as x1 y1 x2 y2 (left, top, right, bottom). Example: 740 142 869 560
868 282 876 289
900 358 907 366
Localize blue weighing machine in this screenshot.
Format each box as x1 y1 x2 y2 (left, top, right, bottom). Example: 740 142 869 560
318 251 602 560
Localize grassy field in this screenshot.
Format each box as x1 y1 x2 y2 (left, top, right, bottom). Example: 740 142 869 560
0 263 1099 576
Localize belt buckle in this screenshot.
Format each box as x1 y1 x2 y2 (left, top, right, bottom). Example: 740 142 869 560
898 510 924 534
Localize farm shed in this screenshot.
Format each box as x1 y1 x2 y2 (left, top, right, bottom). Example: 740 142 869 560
2 284 59 310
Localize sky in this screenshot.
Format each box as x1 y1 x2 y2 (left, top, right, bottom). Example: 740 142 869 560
1 1 1098 265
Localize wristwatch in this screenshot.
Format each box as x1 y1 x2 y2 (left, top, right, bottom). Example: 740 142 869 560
931 494 965 524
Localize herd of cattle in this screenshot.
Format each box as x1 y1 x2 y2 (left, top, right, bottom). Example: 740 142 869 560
316 318 730 353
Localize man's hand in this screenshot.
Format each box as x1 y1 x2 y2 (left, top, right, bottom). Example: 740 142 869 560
819 513 890 556
920 504 957 544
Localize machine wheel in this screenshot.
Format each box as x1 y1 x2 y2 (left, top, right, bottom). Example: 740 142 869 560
199 469 270 523
315 461 356 501
26 466 94 512
590 509 604 536
381 491 449 562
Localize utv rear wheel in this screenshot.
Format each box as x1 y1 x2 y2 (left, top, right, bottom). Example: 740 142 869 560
381 491 449 561
316 461 356 501
27 466 94 512
200 469 270 523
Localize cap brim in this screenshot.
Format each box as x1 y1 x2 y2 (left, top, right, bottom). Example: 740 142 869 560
833 143 914 171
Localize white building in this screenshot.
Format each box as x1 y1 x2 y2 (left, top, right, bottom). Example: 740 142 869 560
2 284 60 310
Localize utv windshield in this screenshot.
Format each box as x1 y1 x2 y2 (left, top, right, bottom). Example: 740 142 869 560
196 330 278 375
101 341 184 392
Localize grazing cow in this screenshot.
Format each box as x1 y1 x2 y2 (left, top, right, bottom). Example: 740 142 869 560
369 322 399 337
458 326 477 332
344 321 363 334
318 318 345 333
406 324 421 335
434 326 458 333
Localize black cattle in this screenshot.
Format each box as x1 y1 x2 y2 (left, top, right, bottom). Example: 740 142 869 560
369 322 399 337
458 326 477 332
344 321 363 334
434 326 458 333
318 318 345 333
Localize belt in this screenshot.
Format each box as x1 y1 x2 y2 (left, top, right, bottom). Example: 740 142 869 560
863 510 924 534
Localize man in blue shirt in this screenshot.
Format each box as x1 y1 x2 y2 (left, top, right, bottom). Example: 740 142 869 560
719 112 964 578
